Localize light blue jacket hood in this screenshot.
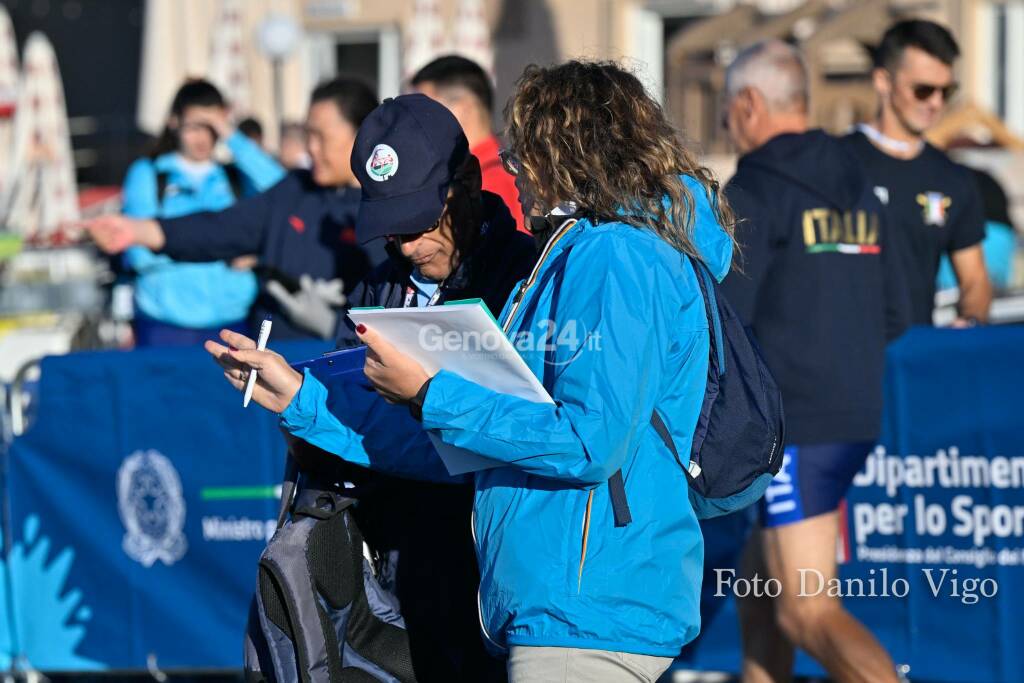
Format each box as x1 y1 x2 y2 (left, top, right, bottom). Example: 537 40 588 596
682 174 734 281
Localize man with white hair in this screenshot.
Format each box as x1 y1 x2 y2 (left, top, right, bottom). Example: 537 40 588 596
720 39 909 683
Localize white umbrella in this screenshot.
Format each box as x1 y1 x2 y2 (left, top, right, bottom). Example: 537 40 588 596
404 0 449 80
451 0 494 77
0 5 19 204
0 32 79 242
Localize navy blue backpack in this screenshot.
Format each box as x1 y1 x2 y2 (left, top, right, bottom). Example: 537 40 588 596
609 256 785 523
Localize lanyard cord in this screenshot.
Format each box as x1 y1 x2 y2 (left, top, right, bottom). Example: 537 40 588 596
403 278 446 308
500 218 578 334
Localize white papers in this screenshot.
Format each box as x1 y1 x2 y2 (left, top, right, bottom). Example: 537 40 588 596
348 303 553 475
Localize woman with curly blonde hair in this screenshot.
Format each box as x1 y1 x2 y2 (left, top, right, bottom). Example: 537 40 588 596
504 61 733 257
218 60 735 682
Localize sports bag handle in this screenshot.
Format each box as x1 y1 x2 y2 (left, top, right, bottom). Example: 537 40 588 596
276 448 300 530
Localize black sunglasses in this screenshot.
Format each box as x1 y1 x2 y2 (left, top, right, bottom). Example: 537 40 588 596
910 82 958 102
498 149 520 176
386 206 447 243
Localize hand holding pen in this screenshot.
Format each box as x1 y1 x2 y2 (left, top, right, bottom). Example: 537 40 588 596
205 324 304 414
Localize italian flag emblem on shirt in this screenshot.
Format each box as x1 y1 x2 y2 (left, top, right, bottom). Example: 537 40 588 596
806 243 882 254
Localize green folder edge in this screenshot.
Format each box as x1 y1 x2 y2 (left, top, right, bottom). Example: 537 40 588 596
350 298 498 326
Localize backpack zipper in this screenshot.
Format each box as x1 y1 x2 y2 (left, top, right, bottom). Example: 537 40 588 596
577 490 595 593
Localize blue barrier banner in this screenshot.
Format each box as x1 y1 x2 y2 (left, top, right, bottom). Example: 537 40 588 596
3 341 327 671
5 327 1022 678
840 325 1024 682
681 325 1024 683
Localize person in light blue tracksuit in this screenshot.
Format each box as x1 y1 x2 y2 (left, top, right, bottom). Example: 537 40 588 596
210 61 735 682
122 79 284 346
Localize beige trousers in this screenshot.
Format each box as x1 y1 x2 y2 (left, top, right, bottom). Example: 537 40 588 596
507 645 674 682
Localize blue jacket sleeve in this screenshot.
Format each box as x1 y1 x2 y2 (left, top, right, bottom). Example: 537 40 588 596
121 158 167 272
420 231 682 487
159 173 294 262
280 370 465 484
122 158 160 218
225 131 285 194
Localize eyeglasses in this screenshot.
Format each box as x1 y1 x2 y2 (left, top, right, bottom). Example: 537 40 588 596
386 206 447 243
910 81 958 103
498 149 520 176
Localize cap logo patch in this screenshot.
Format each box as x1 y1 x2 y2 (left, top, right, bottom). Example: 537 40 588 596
366 144 398 182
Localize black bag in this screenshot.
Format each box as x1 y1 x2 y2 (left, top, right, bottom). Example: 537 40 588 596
244 458 418 683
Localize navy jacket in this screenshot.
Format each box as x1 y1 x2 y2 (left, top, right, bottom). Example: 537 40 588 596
159 170 387 340
293 191 533 682
721 130 910 445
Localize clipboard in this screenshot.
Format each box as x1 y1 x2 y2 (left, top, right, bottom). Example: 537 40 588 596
290 346 369 386
347 301 554 475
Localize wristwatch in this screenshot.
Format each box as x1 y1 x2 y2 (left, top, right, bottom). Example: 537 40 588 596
408 378 432 422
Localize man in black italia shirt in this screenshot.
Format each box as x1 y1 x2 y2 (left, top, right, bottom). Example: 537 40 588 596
721 40 907 683
844 19 992 326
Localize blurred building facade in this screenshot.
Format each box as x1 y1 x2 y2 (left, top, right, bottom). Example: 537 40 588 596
297 0 1024 147
7 0 1023 206
299 0 1024 240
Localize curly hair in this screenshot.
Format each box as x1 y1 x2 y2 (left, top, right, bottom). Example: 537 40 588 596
504 60 734 261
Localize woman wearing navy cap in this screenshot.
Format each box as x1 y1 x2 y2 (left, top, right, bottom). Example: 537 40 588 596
211 94 534 681
212 64 735 682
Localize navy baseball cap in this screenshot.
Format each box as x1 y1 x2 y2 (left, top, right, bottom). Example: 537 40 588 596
351 94 469 243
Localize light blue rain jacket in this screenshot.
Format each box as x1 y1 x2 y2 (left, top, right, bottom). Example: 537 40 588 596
281 175 733 656
122 131 284 328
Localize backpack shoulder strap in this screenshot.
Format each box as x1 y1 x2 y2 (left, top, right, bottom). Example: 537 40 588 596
223 163 244 199
690 256 726 376
276 447 300 529
608 256 724 527
608 470 631 527
154 169 169 204
652 408 703 479
650 409 682 466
